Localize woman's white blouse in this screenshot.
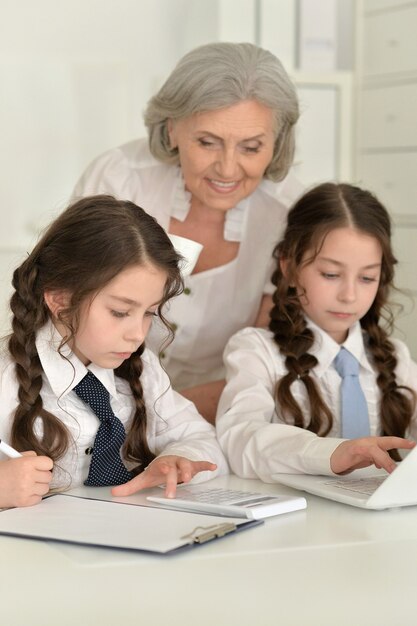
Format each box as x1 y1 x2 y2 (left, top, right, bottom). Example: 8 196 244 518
73 138 303 389
216 322 417 481
0 322 228 489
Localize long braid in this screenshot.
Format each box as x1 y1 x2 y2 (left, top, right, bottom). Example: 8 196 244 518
115 283 181 474
269 262 333 436
116 346 156 475
362 303 415 460
9 262 69 460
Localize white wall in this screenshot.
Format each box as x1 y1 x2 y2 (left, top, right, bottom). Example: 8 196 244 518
0 0 214 242
355 0 417 356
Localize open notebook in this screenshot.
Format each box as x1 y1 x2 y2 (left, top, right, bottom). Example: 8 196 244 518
274 445 417 510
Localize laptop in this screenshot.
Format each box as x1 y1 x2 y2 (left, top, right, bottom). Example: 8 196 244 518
274 445 417 510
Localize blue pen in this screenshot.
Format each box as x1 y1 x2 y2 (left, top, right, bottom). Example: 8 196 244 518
0 439 22 459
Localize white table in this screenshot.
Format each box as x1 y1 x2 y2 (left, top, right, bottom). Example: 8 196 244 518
1 474 416 626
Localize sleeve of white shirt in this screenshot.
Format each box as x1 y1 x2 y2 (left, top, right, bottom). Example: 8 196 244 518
216 328 344 481
141 349 229 482
72 147 135 200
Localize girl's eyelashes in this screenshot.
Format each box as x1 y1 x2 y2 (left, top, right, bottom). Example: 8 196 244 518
110 309 159 319
110 310 129 318
320 271 378 283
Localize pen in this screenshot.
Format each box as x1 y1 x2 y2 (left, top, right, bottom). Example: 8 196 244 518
0 439 22 459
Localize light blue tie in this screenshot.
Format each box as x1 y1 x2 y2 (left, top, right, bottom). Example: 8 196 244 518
333 347 370 439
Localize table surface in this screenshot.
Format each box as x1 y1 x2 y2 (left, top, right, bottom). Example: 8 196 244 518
1 473 416 626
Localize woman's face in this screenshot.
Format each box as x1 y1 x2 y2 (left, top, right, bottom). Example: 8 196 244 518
168 100 276 213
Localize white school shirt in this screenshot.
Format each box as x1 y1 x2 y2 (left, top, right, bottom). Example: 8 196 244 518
0 321 228 489
216 321 417 481
73 138 303 389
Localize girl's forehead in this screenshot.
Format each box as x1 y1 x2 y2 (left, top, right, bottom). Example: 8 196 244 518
309 227 382 264
320 226 378 247
297 226 382 266
107 262 165 282
86 262 168 302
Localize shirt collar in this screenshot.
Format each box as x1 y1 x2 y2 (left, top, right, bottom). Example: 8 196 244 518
36 320 118 399
307 318 373 377
170 167 250 242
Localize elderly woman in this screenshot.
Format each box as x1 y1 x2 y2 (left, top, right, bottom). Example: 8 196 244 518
73 42 301 423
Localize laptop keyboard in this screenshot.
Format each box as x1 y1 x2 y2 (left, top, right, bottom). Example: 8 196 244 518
323 476 386 496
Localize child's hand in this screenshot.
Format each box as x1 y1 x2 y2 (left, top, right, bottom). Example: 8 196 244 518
111 455 217 498
0 451 53 508
330 436 416 475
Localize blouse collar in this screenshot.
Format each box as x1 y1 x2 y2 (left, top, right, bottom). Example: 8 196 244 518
307 318 374 378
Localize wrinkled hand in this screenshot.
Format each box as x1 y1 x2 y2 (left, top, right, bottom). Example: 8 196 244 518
330 436 415 475
111 455 217 498
0 451 53 508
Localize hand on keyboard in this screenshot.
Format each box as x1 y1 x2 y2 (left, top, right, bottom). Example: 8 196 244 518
330 436 415 475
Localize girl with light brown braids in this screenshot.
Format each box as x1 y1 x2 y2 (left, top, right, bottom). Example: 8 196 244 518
0 195 227 508
217 182 417 481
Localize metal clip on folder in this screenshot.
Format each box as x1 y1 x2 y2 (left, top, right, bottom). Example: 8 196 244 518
182 522 237 544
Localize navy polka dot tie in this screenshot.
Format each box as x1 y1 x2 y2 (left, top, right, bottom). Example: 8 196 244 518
74 371 132 486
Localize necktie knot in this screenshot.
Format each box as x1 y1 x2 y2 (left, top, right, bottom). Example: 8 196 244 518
333 347 360 378
74 371 113 422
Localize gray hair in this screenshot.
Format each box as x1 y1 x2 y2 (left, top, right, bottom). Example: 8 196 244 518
144 42 299 182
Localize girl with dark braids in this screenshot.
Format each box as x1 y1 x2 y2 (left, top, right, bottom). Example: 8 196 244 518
0 195 227 508
216 182 416 481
